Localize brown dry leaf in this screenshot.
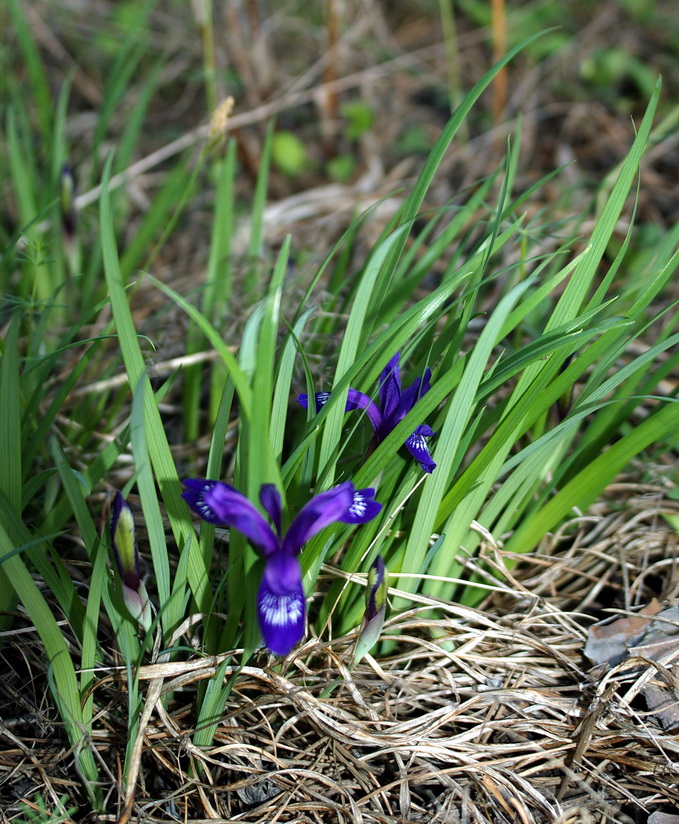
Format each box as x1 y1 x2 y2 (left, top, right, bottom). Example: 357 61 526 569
584 599 662 666
648 813 679 824
629 607 679 730
585 602 679 729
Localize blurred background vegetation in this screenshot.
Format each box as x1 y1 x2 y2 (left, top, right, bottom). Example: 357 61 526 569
4 0 679 296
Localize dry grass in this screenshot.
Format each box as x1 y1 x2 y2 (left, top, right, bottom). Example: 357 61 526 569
2 480 679 823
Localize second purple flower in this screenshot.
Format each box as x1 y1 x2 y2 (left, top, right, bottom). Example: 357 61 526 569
299 352 436 473
182 480 382 655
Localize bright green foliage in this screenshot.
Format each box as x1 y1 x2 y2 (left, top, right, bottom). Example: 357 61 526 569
272 130 311 176
14 793 77 824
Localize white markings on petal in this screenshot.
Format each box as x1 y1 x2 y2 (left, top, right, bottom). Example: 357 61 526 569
195 483 218 520
406 432 427 452
349 491 369 519
259 591 304 629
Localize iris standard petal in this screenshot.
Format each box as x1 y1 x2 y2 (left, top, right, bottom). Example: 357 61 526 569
282 481 355 554
378 353 402 422
257 553 306 655
405 428 436 473
182 479 279 556
399 366 432 417
260 484 282 535
339 487 383 524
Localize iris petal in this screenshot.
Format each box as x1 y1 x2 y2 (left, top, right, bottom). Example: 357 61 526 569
260 484 282 535
282 481 355 554
257 553 306 655
345 389 383 432
339 487 383 524
298 392 330 413
405 430 436 473
182 480 279 556
399 366 432 415
378 353 402 422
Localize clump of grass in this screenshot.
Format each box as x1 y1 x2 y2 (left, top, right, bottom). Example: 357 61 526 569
2 4 679 820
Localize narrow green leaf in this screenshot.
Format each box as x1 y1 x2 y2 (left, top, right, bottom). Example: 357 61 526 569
397 278 534 604
504 400 679 555
0 310 22 510
0 522 101 805
100 154 211 619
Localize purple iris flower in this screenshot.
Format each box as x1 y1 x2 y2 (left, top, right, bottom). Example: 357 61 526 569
299 352 436 473
182 480 382 656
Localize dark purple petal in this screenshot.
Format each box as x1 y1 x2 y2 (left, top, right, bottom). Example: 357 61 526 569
338 487 382 524
378 353 401 421
182 479 279 556
258 553 306 655
260 484 282 535
399 366 432 414
414 424 435 437
405 428 436 473
282 481 355 555
345 388 382 432
298 392 330 413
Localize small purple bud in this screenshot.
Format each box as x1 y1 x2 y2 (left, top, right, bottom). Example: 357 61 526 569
353 555 387 665
110 492 152 631
60 164 77 239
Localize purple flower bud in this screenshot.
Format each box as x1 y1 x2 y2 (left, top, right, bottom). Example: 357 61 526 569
60 164 77 239
353 555 388 665
365 555 387 622
110 492 152 631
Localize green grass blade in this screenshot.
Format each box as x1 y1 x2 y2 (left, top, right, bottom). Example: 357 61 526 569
548 78 660 331
246 119 274 290
504 400 679 556
129 379 173 632
50 440 127 720
247 238 289 493
395 279 535 605
0 310 22 510
6 0 53 142
143 271 254 420
271 309 314 463
99 154 211 620
317 226 409 484
0 522 101 806
0 310 22 621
